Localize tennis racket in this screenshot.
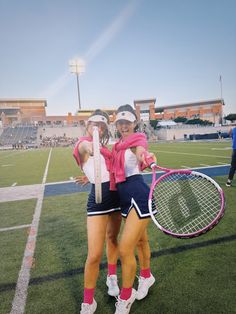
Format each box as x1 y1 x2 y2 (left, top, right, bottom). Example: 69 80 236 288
93 126 102 204
144 153 225 238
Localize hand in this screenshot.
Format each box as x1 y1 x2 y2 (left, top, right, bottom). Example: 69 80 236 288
141 151 157 167
74 175 89 186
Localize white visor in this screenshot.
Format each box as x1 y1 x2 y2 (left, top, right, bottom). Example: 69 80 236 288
115 111 136 123
87 114 108 126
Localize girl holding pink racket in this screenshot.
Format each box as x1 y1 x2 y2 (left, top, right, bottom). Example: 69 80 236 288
111 104 156 314
110 104 225 314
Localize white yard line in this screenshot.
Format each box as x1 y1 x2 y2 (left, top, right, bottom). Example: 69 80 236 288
1 164 14 167
200 163 211 167
45 179 74 185
211 147 231 150
0 224 31 232
181 165 191 168
216 162 229 165
142 164 230 176
10 148 52 314
157 150 231 159
0 184 43 203
12 182 17 187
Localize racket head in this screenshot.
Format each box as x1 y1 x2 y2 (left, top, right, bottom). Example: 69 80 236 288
149 169 225 238
92 126 102 204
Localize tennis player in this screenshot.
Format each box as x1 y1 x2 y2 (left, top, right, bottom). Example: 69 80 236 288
73 109 121 314
110 104 156 314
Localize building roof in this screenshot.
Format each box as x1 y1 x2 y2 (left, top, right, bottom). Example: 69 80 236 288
134 98 156 105
76 109 116 115
0 99 47 107
155 99 224 112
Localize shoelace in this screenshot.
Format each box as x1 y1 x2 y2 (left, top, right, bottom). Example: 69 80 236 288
109 277 118 287
82 304 90 314
115 298 128 312
138 276 146 284
137 276 147 292
81 303 94 314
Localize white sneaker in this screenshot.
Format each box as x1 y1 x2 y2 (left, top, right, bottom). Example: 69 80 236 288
136 274 155 300
114 289 136 314
106 275 120 297
80 299 97 314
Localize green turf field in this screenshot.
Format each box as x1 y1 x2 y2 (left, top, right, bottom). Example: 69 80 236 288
0 140 235 314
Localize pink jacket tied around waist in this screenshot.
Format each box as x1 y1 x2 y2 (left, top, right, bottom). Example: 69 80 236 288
110 133 148 190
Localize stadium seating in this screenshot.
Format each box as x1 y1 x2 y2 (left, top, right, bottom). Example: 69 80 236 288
0 125 38 147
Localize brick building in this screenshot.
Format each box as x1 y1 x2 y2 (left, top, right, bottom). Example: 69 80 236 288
0 98 225 127
134 98 224 124
0 99 47 126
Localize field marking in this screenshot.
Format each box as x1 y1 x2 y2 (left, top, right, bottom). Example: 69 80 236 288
0 150 30 160
12 182 17 187
0 184 43 203
10 148 52 314
142 164 230 176
200 163 211 167
1 233 235 293
181 165 191 168
217 162 229 165
211 147 231 150
0 224 31 232
157 150 231 159
1 164 14 167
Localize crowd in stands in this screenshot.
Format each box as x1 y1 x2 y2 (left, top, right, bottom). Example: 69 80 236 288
40 135 78 147
0 121 234 150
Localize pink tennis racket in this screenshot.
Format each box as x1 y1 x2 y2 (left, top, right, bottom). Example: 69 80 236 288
145 154 225 238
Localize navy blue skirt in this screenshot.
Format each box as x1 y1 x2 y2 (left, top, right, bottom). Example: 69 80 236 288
87 181 120 216
117 175 157 219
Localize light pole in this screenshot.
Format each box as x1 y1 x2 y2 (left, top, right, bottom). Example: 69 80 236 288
69 58 85 111
219 75 224 124
219 75 223 104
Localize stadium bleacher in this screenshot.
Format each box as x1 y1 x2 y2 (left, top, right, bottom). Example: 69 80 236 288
0 125 38 147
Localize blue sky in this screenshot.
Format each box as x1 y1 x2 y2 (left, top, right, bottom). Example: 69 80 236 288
0 0 235 116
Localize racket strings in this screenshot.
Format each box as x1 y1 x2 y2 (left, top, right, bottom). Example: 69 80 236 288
151 173 222 235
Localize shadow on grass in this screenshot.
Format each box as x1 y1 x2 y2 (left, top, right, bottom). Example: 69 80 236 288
1 233 236 293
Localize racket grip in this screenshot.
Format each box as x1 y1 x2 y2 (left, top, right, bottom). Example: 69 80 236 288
143 151 157 168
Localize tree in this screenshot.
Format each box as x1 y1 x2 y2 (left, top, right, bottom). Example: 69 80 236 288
174 116 188 123
224 114 236 122
185 118 213 125
149 119 159 129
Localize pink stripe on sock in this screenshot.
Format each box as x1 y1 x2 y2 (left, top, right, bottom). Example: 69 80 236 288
140 268 151 278
120 287 132 300
108 264 117 276
84 288 95 304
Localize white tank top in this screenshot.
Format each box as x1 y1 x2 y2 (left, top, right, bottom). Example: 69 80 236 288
124 148 140 177
83 154 110 184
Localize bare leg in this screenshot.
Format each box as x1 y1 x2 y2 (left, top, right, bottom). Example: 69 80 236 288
106 211 122 264
119 209 150 288
136 229 151 270
84 215 109 288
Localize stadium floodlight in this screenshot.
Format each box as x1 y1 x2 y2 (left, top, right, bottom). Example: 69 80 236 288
219 75 223 105
69 58 85 111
